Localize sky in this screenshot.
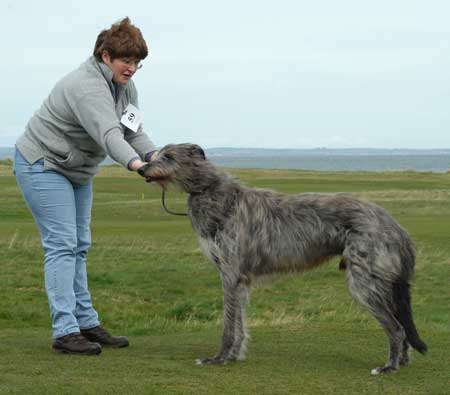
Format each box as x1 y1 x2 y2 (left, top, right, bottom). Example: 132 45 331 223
1 0 450 149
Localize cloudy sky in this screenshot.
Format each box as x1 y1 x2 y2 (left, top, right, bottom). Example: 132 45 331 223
1 0 449 149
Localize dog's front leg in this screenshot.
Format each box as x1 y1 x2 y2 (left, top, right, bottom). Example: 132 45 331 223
196 276 239 365
228 282 250 361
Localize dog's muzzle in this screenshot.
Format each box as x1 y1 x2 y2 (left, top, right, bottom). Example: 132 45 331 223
137 164 148 177
137 164 156 183
138 164 169 183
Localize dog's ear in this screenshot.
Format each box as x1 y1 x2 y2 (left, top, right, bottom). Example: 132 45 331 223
190 144 206 160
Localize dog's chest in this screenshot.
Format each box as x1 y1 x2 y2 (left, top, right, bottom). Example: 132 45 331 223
189 209 224 240
188 193 236 240
197 237 222 269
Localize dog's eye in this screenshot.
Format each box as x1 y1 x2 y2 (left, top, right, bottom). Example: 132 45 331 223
163 153 175 161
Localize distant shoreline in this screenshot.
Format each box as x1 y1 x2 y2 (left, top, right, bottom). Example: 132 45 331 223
2 146 450 157
1 146 449 173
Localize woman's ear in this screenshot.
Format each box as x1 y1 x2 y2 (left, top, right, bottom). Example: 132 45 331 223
101 50 111 64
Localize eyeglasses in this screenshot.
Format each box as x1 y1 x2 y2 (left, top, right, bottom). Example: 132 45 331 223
119 58 143 70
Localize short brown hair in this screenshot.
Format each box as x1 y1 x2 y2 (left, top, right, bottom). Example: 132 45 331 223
93 17 148 62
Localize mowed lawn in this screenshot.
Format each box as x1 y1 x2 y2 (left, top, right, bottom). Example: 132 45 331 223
1 164 449 394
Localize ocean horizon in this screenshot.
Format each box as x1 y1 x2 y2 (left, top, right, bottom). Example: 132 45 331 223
1 147 449 173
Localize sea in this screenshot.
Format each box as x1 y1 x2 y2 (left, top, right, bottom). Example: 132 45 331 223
1 147 449 173
206 148 450 173
209 153 450 173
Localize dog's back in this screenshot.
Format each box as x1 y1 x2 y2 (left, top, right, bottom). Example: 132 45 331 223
192 186 414 279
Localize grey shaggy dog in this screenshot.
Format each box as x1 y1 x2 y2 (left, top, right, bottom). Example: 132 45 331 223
139 143 427 375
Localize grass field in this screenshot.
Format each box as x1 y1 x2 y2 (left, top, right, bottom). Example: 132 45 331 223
1 164 449 394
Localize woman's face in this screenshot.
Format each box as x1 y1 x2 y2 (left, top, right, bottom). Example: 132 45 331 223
101 50 141 85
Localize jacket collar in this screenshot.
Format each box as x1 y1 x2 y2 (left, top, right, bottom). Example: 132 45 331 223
93 57 126 103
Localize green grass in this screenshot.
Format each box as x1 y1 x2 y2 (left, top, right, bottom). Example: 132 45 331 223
1 165 449 394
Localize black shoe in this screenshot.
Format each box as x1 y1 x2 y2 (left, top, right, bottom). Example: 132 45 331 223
80 326 129 348
52 332 102 355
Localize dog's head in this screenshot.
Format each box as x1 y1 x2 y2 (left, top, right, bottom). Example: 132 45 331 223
138 143 211 193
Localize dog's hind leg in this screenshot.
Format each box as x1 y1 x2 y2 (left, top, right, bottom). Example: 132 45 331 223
398 339 411 366
369 309 406 375
196 274 244 365
345 259 405 375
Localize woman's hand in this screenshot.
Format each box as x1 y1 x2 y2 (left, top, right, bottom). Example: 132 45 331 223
129 159 147 171
130 151 158 172
149 151 158 161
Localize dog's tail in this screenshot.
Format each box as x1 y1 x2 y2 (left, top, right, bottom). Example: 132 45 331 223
392 281 427 354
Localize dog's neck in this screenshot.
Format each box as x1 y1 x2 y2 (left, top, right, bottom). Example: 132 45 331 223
186 166 234 195
188 181 241 240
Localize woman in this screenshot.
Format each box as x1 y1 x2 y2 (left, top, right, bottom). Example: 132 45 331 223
14 17 156 355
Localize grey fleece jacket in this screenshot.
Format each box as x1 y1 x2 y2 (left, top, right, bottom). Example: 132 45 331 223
16 56 157 185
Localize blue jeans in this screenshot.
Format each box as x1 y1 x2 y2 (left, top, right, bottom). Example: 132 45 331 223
14 148 100 338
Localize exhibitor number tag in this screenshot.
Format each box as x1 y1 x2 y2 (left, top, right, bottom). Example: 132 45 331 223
121 103 142 132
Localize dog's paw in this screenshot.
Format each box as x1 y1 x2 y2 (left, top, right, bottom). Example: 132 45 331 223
195 357 227 366
371 365 398 376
